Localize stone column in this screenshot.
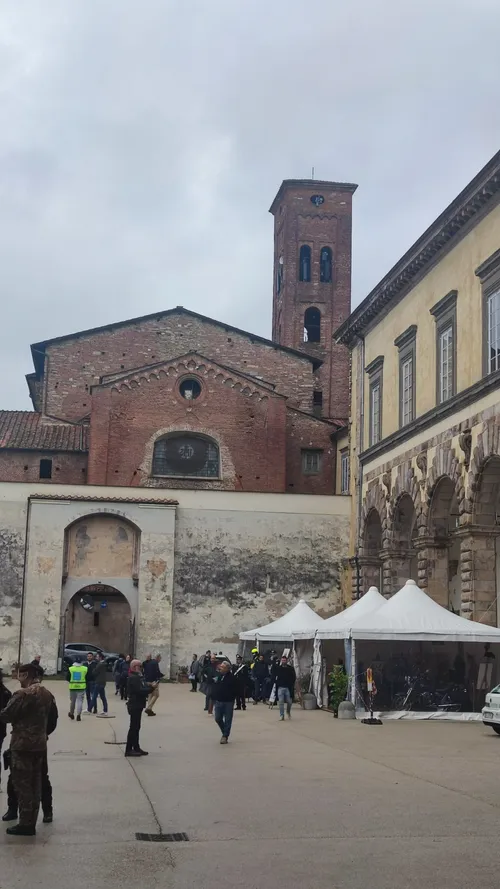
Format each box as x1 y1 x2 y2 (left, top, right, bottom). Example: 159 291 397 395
379 550 414 596
414 535 449 606
458 527 497 626
357 556 382 594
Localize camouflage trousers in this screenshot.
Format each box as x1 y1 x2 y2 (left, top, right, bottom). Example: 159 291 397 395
7 751 52 819
10 751 44 827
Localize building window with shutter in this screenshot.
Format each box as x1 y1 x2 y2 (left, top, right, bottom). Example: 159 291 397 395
302 449 322 474
340 449 349 494
476 250 500 376
395 326 417 427
430 290 457 404
365 355 384 447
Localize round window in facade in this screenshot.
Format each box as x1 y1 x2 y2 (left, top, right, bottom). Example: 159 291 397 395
179 378 201 400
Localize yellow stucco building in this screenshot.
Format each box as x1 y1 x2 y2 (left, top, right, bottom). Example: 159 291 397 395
336 149 500 624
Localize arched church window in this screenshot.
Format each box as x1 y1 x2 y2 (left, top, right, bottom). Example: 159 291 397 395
320 247 332 283
299 245 311 282
152 433 220 478
304 307 321 343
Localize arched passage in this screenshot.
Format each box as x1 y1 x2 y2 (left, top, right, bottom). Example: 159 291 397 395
427 476 460 610
471 456 500 625
391 493 418 587
361 508 383 592
64 584 134 658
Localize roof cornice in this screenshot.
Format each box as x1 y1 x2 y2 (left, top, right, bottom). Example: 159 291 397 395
335 150 500 347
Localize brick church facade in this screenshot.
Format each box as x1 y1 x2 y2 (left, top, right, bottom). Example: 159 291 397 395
0 179 356 495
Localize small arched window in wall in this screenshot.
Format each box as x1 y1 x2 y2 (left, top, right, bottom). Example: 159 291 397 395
298 245 311 282
276 255 283 294
153 433 220 478
320 247 332 283
304 307 321 343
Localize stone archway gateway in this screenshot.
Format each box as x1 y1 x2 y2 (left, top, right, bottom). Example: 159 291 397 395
388 493 418 589
63 584 134 657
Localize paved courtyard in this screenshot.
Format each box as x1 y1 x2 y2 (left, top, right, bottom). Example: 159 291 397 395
1 680 500 888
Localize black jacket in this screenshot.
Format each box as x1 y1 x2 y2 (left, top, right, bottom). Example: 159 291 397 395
127 672 150 711
212 671 237 702
143 660 164 683
273 665 296 694
232 663 249 686
253 661 269 681
47 699 58 736
86 660 97 684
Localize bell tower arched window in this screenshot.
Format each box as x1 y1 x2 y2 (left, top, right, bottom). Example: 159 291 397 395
299 245 311 282
304 307 321 343
320 247 332 283
152 433 220 478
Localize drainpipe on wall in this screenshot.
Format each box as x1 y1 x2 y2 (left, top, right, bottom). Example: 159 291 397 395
354 335 365 600
17 496 33 667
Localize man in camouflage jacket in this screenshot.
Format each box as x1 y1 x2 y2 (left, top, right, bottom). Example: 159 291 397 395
0 663 56 836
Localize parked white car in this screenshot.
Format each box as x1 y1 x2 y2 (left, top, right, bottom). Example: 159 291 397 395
482 685 500 734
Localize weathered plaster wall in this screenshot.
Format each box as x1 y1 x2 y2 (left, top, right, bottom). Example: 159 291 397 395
170 493 350 669
0 484 350 674
0 495 26 669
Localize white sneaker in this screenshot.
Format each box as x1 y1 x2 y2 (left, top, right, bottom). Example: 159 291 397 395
287 712 291 719
279 715 284 721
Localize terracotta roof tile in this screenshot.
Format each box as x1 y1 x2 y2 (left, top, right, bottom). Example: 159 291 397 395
0 412 88 452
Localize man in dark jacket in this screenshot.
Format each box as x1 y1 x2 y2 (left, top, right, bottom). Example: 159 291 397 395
202 654 219 715
85 653 97 713
252 655 269 704
125 660 151 757
0 663 56 835
143 654 163 716
232 656 249 711
119 655 131 700
91 654 108 715
212 662 237 744
273 656 296 721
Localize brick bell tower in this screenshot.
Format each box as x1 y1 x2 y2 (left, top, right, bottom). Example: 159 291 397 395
270 178 357 420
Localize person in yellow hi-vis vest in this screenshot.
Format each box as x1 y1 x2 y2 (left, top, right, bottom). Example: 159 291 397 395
67 658 88 722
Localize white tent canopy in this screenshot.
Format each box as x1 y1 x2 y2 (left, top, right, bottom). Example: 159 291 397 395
239 599 324 642
350 579 500 643
311 586 386 640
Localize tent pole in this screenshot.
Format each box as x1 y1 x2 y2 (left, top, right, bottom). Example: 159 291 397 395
350 637 356 705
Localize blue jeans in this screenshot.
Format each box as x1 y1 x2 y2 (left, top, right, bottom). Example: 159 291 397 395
214 701 234 738
86 682 95 712
92 685 108 713
278 686 292 717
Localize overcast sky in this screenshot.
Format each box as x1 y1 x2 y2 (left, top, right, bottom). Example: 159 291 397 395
1 0 499 410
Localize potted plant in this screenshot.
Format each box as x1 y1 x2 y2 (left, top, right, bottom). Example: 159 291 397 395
328 665 348 717
176 665 189 683
299 673 317 710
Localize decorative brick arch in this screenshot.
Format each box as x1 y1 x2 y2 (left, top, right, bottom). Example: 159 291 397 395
426 445 466 527
469 419 500 518
359 481 388 553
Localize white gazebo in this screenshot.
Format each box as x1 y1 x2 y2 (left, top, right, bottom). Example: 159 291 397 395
239 599 324 643
348 579 500 711
291 587 386 706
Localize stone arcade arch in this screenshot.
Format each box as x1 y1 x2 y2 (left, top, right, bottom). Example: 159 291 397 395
470 455 500 625
360 508 383 592
427 477 461 610
390 493 418 589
